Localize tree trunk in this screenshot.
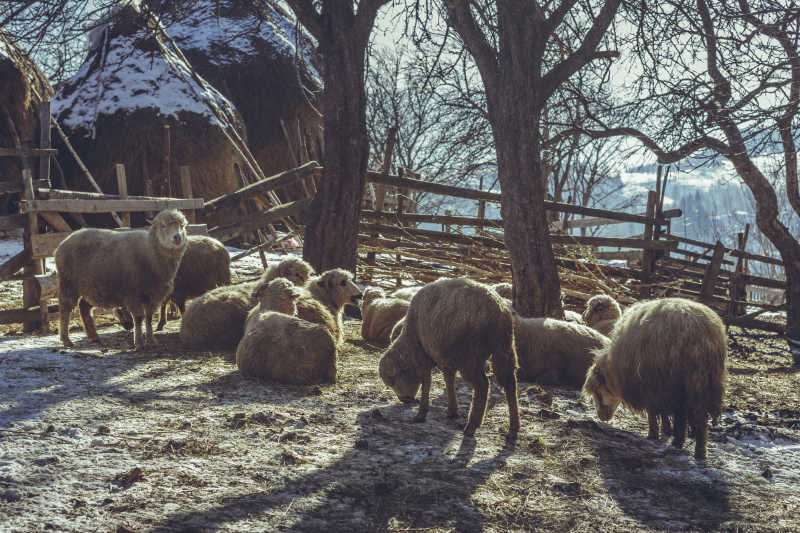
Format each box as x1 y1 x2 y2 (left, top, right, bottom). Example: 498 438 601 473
301 25 369 273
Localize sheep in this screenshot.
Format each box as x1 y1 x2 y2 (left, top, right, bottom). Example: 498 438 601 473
156 235 231 331
361 287 410 345
491 282 512 300
390 286 422 301
582 294 622 335
236 278 336 384
178 256 313 348
514 316 608 388
297 268 362 345
55 209 187 350
582 297 727 460
389 316 406 343
379 277 520 436
563 310 584 324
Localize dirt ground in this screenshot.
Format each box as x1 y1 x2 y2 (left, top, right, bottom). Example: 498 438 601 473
1 247 800 532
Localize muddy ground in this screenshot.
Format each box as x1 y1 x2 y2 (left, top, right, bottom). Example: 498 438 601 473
1 247 799 532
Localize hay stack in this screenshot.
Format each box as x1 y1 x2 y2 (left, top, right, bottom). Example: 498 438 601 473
51 4 248 221
150 0 322 190
0 35 53 214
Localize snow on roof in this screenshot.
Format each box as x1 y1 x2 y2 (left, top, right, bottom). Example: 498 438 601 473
52 4 241 137
162 0 321 87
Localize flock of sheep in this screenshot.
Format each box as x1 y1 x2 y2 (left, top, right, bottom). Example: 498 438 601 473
52 209 727 460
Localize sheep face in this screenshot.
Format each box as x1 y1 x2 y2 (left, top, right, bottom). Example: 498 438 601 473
151 209 188 251
379 348 421 404
362 287 385 309
583 364 621 421
254 278 302 314
582 294 622 326
317 268 362 307
492 282 512 300
271 257 314 287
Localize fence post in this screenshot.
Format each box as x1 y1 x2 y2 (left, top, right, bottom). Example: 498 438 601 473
22 169 43 332
728 224 751 318
39 101 51 187
477 200 486 233
115 164 131 228
180 166 196 224
639 190 658 298
162 124 171 197
701 240 726 304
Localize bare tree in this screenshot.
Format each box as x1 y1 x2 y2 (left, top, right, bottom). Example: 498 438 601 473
569 0 800 359
438 0 621 317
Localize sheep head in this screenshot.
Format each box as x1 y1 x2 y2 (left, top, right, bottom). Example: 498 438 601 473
582 294 622 327
362 287 385 309
150 209 188 253
266 256 314 287
379 343 421 404
583 358 621 422
253 278 302 315
317 268 362 308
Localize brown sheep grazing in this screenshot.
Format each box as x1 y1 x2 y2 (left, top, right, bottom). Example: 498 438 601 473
583 297 727 460
236 278 336 384
297 268 362 345
582 294 622 335
156 235 231 331
514 316 607 388
379 277 520 437
55 209 188 350
361 287 410 345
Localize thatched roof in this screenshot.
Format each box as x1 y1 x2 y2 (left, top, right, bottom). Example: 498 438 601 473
151 0 323 180
51 3 249 217
0 35 54 204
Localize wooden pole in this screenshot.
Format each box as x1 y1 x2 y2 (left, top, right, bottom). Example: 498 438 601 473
700 240 726 304
162 124 171 197
115 164 131 228
39 101 51 187
179 166 196 224
22 169 43 332
639 190 658 298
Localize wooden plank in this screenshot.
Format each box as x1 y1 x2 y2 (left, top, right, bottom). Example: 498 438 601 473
640 191 658 298
0 214 25 231
39 212 72 232
0 304 59 325
565 208 682 229
38 188 189 202
0 147 57 157
362 210 503 228
35 272 59 300
201 162 320 215
115 163 131 228
209 199 310 242
665 233 783 267
700 241 726 303
20 197 204 213
22 169 43 332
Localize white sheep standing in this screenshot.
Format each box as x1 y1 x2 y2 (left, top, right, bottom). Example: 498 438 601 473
583 297 727 460
55 209 188 350
361 287 410 345
379 277 520 436
297 268 362 345
514 315 607 388
236 278 337 384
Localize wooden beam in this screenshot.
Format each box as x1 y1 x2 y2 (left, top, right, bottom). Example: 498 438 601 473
39 211 72 232
115 163 131 228
0 214 25 231
700 241 726 303
0 304 59 325
666 233 783 267
209 199 310 242
0 147 57 157
0 179 48 194
180 166 196 224
20 197 203 214
564 208 682 229
361 210 504 228
39 100 51 185
0 248 30 281
640 191 658 298
201 162 320 215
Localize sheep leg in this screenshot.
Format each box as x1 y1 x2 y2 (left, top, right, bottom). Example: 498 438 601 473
156 299 168 331
490 351 520 435
672 411 688 450
413 370 432 423
463 363 489 436
661 414 672 436
78 299 101 345
58 293 75 348
144 306 157 347
132 313 144 350
443 368 459 419
692 412 708 460
647 410 659 439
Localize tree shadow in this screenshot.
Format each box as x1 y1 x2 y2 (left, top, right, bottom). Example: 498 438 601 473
570 419 739 530
153 404 517 532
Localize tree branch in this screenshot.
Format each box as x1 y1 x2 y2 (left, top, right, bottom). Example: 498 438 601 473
284 0 324 41
443 0 499 95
